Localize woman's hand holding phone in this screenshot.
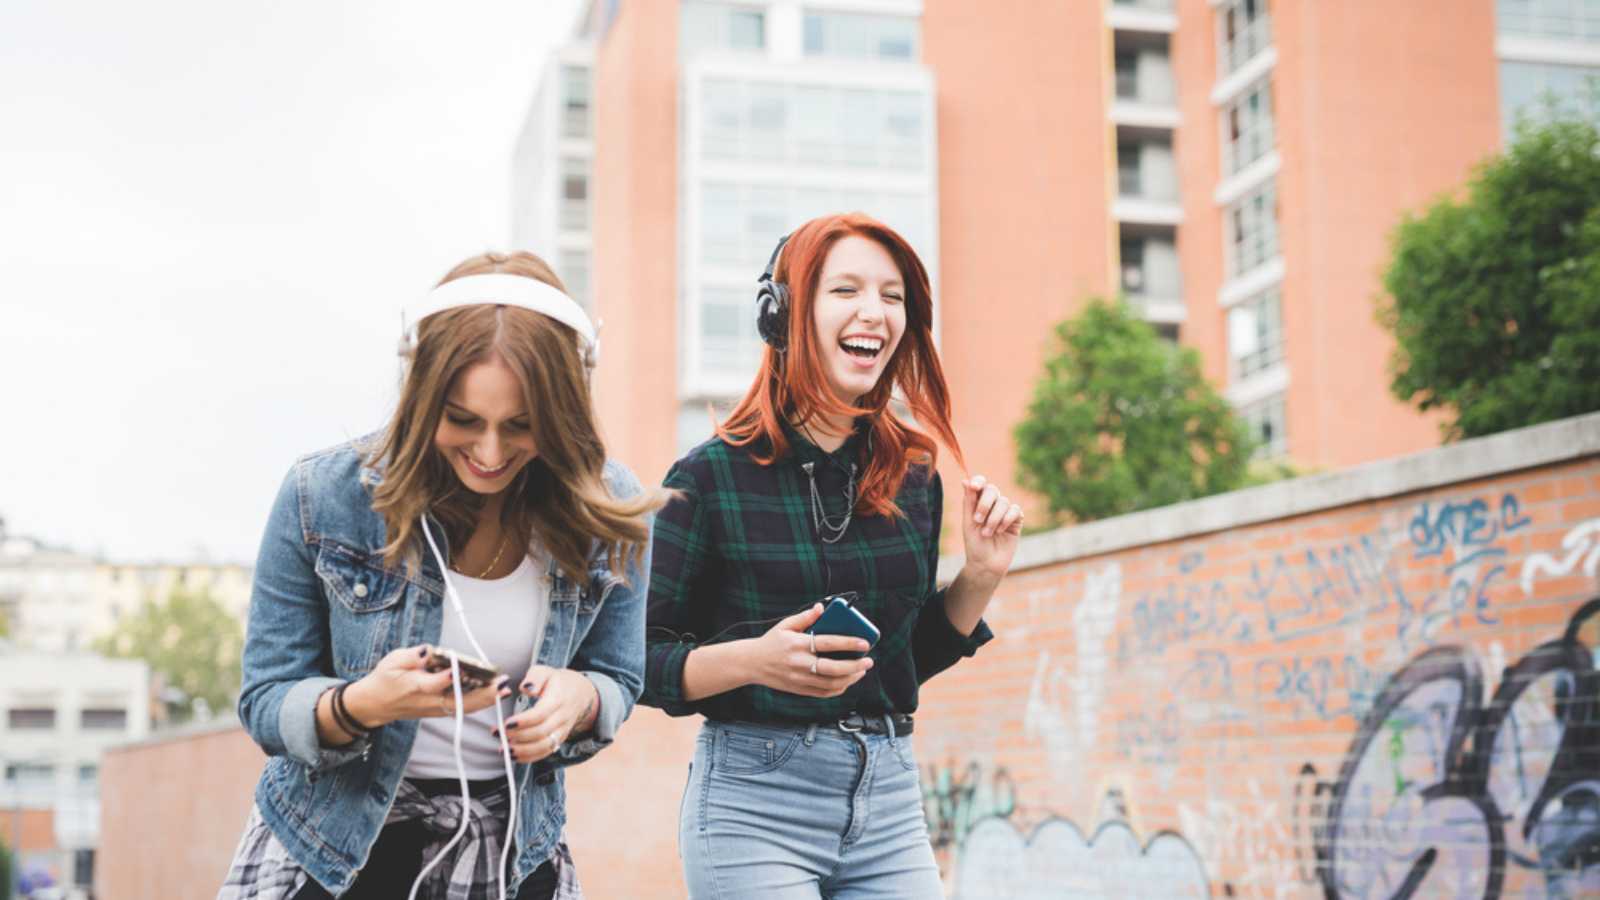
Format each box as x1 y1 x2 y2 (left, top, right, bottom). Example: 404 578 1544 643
744 604 874 698
344 644 512 727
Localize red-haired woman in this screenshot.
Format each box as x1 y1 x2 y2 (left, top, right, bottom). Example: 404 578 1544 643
643 213 1023 898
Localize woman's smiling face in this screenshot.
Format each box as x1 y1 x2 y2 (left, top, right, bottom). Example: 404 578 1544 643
432 352 539 494
810 235 907 405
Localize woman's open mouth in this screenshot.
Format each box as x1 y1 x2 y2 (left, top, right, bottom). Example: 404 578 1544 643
461 452 512 479
840 336 884 368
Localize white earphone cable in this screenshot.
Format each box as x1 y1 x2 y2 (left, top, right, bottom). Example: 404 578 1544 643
411 515 520 900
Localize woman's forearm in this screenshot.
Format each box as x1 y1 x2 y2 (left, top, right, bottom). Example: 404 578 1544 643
680 639 757 701
942 565 1003 637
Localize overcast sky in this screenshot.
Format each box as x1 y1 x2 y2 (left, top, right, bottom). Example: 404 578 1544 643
1 0 584 563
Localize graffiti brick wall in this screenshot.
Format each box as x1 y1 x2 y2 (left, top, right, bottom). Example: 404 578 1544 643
913 413 1600 898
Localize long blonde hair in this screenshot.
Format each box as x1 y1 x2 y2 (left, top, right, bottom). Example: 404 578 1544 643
369 251 664 581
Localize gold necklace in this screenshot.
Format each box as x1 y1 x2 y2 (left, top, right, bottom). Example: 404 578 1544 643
457 532 509 578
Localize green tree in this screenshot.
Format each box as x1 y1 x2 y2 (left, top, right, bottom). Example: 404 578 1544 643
1382 114 1600 439
94 587 244 723
1015 299 1255 524
0 831 12 900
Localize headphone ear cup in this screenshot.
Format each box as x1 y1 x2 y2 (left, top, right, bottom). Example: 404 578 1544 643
755 281 790 351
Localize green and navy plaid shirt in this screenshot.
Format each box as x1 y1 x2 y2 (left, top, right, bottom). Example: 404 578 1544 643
642 421 993 723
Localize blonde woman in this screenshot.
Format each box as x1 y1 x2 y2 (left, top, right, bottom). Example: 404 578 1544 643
219 252 662 899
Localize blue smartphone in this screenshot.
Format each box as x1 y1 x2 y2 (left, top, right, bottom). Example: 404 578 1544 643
806 595 880 660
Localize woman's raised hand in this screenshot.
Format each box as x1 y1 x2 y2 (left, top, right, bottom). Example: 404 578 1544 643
346 644 512 727
960 474 1023 582
744 604 874 698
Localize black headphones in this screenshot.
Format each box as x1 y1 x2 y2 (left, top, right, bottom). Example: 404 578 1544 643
755 233 792 351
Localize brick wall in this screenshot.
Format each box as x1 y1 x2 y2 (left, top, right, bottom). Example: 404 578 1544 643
97 414 1600 898
912 413 1600 898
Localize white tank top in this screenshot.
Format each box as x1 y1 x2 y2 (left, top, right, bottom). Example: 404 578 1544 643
404 553 550 779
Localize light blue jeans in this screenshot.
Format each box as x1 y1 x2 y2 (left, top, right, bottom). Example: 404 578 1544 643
679 718 943 899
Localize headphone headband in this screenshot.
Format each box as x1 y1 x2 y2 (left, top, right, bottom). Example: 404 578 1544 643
404 273 600 368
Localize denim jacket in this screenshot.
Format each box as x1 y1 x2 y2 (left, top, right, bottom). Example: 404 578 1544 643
236 439 649 895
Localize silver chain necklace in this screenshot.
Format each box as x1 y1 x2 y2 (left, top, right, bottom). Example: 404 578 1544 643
801 461 857 544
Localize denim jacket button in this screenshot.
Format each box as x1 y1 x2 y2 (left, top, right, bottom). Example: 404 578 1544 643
353 582 369 599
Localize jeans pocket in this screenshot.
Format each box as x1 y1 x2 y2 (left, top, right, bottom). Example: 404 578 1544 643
891 734 920 773
714 726 802 776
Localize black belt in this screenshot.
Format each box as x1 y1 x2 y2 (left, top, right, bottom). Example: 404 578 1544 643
833 712 914 736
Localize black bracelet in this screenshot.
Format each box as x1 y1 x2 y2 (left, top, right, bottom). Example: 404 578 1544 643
331 682 372 737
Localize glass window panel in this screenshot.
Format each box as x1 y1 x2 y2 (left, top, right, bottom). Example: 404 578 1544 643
1239 393 1288 458
79 708 127 730
729 10 765 49
702 79 743 159
882 92 924 168
699 286 762 377
792 86 835 163
559 249 590 309
561 65 590 139
802 11 920 61
702 183 743 264
838 90 879 166
8 708 56 729
1217 0 1272 77
1228 289 1284 380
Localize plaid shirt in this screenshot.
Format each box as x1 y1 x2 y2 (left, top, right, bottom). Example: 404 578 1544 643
643 421 993 723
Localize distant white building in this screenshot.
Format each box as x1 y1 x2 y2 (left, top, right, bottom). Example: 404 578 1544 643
0 531 251 654
0 651 150 897
513 41 596 311
512 1 939 457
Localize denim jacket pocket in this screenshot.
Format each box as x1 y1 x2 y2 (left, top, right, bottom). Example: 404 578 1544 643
314 543 406 674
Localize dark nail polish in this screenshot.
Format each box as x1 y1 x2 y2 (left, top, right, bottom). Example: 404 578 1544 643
418 647 428 657
505 722 518 730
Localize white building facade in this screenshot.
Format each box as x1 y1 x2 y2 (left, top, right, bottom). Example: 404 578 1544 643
0 652 150 897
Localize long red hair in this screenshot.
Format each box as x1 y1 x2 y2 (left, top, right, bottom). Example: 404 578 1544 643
717 212 963 517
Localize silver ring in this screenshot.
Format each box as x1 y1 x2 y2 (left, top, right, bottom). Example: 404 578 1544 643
810 656 819 675
549 734 561 752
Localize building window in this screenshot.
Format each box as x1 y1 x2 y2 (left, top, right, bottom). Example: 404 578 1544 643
1217 0 1271 77
560 159 589 232
80 708 127 731
4 764 54 801
698 286 763 380
78 764 99 785
8 708 56 730
698 78 927 171
698 182 931 274
682 2 766 56
1223 79 1274 175
1227 180 1279 278
1239 393 1287 458
562 65 591 139
1120 236 1146 295
803 11 919 61
1498 0 1600 41
559 249 590 310
1118 144 1142 196
1115 51 1139 100
1228 289 1284 380
1499 60 1600 138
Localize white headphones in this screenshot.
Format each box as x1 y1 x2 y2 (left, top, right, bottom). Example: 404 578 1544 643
404 273 600 369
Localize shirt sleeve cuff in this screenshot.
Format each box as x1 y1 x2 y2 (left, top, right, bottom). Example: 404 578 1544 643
642 640 699 717
278 676 371 773
555 671 626 763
